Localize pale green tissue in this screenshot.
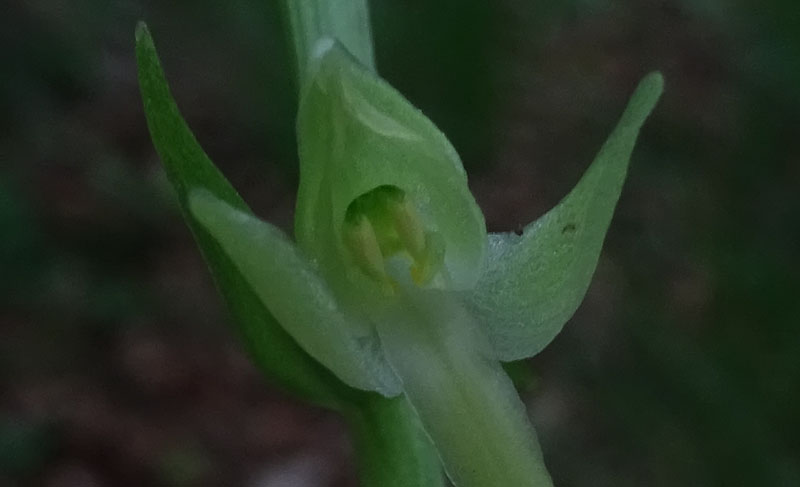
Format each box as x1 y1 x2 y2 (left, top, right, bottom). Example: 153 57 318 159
467 73 664 361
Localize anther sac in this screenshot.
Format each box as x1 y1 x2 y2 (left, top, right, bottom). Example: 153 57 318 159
343 185 446 289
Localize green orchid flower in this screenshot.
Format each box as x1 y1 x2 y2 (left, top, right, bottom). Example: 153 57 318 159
136 17 662 487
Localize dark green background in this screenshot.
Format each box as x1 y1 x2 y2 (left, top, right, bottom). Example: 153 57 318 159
2 1 798 486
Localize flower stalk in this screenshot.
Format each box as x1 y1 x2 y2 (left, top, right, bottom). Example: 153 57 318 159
282 0 375 85
282 2 446 485
345 394 444 487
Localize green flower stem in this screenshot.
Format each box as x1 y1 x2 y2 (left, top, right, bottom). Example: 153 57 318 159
281 2 445 486
345 394 445 487
282 0 375 85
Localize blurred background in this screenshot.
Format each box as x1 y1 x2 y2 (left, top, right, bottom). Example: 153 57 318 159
1 0 799 486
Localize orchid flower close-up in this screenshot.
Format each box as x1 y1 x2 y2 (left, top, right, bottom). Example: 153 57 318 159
135 1 663 485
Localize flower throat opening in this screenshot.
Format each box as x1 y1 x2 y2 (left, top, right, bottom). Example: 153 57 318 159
343 185 445 292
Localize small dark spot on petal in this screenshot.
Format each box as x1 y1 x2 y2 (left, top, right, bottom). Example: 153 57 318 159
562 223 577 234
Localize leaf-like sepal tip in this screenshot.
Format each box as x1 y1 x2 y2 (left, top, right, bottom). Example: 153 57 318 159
467 72 664 361
134 21 150 44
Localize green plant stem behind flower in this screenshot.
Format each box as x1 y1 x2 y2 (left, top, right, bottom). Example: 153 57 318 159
282 0 375 85
345 394 445 487
279 2 448 486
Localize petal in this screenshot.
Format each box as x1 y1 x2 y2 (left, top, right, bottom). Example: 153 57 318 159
466 73 664 361
136 22 356 405
294 43 486 306
375 289 553 487
189 189 402 396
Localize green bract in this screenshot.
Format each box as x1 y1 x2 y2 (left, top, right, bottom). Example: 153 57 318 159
136 20 662 487
135 23 349 409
